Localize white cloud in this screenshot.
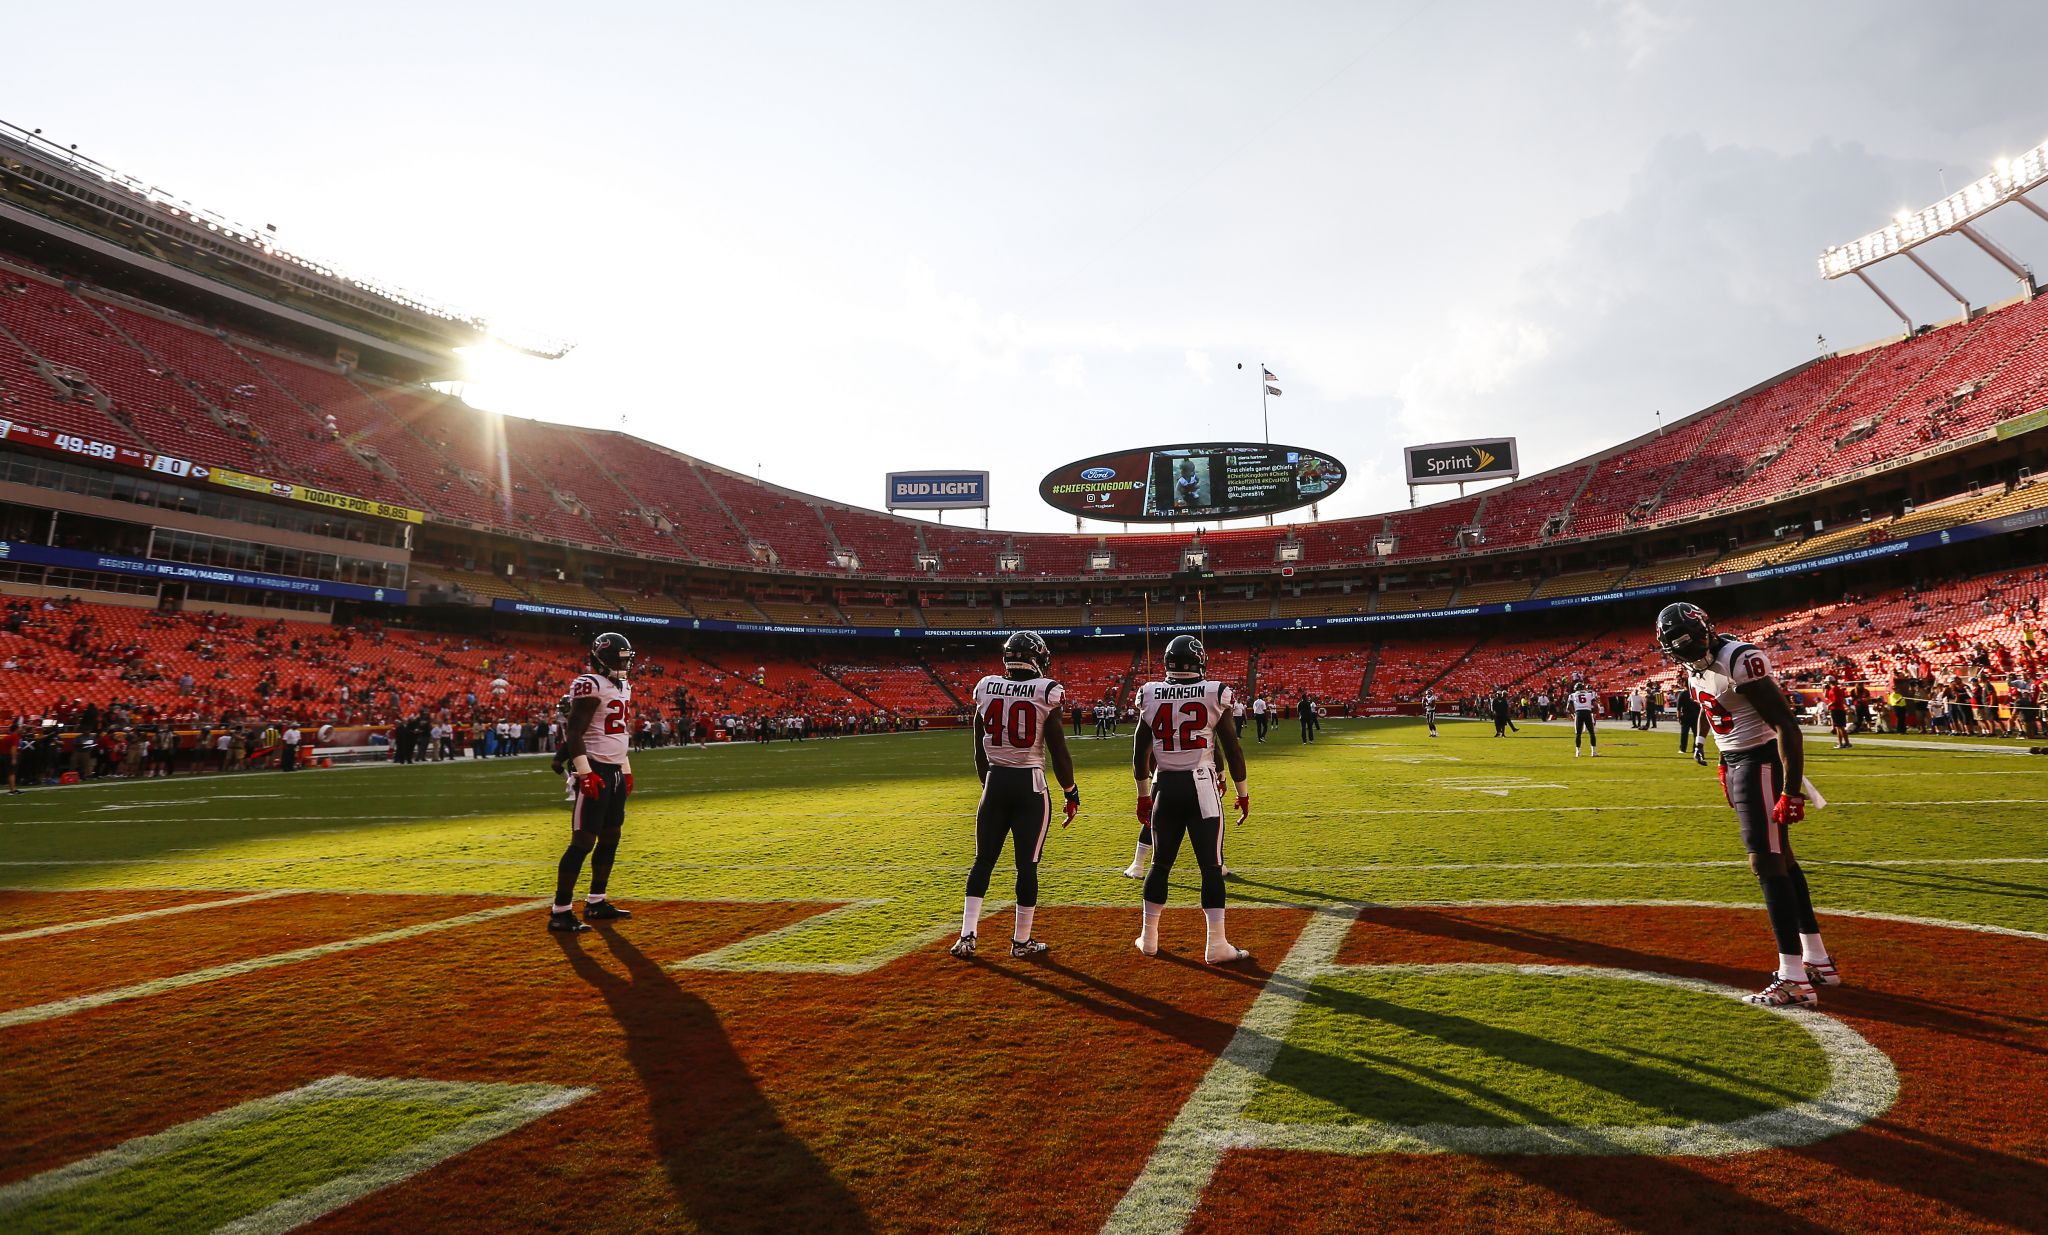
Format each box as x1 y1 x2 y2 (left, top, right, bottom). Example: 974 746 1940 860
1581 0 1692 71
1183 348 1213 384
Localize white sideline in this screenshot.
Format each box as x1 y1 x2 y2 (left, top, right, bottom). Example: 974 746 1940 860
0 1074 588 1231
0 900 540 1029
0 889 293 943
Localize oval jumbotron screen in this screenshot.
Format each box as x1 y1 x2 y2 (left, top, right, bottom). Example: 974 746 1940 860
1039 442 1346 523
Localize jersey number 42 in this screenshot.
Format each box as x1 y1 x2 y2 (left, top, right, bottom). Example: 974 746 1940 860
1150 702 1210 751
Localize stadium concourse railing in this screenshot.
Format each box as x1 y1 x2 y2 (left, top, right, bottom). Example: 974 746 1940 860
486 496 2048 641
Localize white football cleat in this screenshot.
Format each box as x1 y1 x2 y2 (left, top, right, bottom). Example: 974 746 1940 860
1010 937 1049 959
1204 944 1252 965
948 933 977 960
1133 934 1158 957
1121 861 1147 879
1743 976 1817 1008
1805 959 1842 987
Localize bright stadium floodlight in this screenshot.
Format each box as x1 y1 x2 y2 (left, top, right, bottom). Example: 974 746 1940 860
1819 137 2048 328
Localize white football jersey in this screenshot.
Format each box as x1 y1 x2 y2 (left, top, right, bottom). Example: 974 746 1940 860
973 675 1066 768
1138 679 1233 773
569 671 633 763
1686 638 1776 753
1570 689 1599 712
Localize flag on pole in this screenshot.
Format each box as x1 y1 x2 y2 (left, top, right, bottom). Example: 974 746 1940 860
1264 384 1282 397
1262 366 1278 381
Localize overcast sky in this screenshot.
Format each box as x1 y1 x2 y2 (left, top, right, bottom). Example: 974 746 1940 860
11 1 2048 531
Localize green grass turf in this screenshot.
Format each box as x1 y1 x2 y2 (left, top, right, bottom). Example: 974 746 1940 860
6 1095 492 1233
4 718 2045 966
1245 970 1831 1129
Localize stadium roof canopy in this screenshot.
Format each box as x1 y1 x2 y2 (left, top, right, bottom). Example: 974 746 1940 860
0 118 570 373
1819 135 2047 328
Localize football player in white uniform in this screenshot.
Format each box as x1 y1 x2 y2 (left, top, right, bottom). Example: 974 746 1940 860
1423 690 1439 738
1657 603 1837 1007
548 632 637 933
950 631 1079 960
1132 635 1252 964
1569 684 1600 757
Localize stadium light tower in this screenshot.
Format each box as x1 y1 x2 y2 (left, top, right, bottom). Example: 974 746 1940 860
1819 137 2047 330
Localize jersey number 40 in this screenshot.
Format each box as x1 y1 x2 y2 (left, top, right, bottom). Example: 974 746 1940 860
981 699 1039 748
1150 702 1211 752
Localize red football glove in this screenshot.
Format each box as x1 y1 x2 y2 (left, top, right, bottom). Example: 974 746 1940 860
622 772 635 797
1062 786 1080 827
578 771 605 799
1135 796 1153 825
1716 763 1731 805
1772 792 1806 825
1234 792 1251 824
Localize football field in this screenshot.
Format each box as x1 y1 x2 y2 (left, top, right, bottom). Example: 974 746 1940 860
4 718 2046 1233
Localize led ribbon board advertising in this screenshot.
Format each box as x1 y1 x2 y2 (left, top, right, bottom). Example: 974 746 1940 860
1039 442 1345 523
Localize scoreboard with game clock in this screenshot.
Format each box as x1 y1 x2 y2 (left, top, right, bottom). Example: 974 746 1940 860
1039 441 1345 523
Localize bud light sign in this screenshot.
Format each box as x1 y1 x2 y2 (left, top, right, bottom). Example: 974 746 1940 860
885 471 991 511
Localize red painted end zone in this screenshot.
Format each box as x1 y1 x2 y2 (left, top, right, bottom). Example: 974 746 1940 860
0 894 1310 1233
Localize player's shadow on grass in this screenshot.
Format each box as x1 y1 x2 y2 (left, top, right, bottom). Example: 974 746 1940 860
1791 1110 2048 1232
1365 909 1765 988
1275 984 1849 1234
1285 983 1793 1128
1366 908 2048 1049
974 953 1278 1051
555 928 873 1235
1825 861 2048 903
1221 874 1349 907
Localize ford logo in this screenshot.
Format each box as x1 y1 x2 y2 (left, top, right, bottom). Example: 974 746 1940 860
1080 467 1115 481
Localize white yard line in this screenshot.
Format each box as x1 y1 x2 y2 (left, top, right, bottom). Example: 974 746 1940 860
672 898 1010 975
0 889 295 943
0 900 540 1030
1101 906 1357 1235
